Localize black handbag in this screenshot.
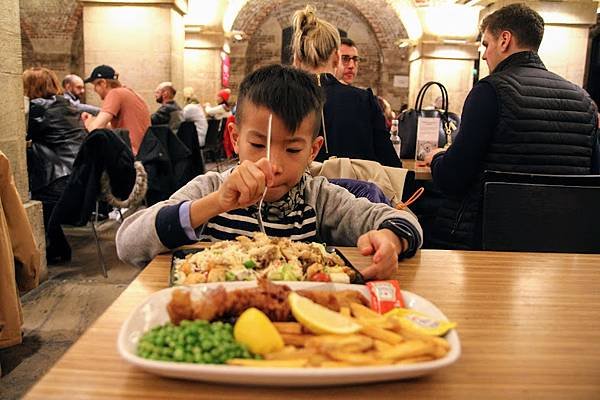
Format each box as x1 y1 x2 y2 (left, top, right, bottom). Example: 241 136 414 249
398 81 457 159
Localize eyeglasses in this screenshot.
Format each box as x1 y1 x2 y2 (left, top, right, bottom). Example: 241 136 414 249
341 55 362 65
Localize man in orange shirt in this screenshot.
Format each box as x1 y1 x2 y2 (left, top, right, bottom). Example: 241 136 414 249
81 65 150 155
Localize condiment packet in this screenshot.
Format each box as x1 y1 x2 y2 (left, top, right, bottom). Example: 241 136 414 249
385 308 457 337
366 280 405 313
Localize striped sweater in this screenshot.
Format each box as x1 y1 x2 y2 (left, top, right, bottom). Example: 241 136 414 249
116 168 423 267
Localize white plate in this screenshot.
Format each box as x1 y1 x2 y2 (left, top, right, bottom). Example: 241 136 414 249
118 281 461 386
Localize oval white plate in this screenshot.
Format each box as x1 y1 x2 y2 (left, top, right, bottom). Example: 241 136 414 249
117 281 461 386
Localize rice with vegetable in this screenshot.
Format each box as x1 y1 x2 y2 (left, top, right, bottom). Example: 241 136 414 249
172 233 357 285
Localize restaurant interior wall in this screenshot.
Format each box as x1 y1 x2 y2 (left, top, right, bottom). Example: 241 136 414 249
2 0 47 280
19 0 84 87
228 0 410 110
183 44 223 106
81 1 186 108
182 0 227 103
408 43 479 115
405 4 480 115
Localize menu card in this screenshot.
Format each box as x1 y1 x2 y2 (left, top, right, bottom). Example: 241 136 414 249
416 116 440 161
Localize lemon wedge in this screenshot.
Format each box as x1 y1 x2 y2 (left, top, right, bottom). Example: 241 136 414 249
234 308 284 355
288 292 362 335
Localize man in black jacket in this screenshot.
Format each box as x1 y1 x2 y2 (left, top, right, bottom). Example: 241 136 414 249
151 82 184 133
421 3 599 249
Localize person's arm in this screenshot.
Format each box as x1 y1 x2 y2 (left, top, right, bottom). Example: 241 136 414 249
76 102 101 116
116 172 222 267
369 92 402 168
429 82 498 196
82 111 113 132
205 104 226 118
84 89 122 132
310 178 422 279
592 128 600 174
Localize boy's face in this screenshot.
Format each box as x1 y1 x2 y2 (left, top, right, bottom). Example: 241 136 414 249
230 102 323 203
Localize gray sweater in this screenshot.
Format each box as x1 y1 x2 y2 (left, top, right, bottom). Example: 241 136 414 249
116 170 422 267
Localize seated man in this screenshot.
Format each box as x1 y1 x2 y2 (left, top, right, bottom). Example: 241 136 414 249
62 74 100 116
81 65 151 156
151 81 184 133
422 3 600 250
116 64 422 280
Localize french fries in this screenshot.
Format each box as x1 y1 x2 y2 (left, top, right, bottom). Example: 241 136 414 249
281 333 313 347
233 301 452 368
273 322 303 335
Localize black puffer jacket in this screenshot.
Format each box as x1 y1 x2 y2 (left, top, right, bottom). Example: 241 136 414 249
26 96 86 192
430 51 598 249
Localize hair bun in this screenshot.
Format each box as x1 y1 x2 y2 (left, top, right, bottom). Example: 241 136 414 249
294 5 318 33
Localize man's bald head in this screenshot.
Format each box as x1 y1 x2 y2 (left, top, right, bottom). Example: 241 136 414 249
154 81 176 103
62 74 85 99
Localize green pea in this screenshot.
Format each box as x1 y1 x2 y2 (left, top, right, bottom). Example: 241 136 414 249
174 347 184 361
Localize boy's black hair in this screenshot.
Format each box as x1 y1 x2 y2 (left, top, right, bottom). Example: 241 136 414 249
480 3 544 51
236 64 325 138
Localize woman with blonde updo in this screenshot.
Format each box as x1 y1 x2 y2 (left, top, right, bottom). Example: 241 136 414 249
291 5 401 167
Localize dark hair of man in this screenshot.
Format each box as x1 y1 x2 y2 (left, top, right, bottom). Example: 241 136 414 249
341 37 356 47
480 3 544 50
235 64 325 138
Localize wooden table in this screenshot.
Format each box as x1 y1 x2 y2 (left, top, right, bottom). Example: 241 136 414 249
26 249 600 399
402 159 432 181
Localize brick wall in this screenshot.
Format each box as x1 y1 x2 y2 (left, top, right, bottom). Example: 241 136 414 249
19 0 84 82
231 0 410 111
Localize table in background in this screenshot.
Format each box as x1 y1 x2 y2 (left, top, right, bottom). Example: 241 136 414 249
402 159 432 181
26 249 600 399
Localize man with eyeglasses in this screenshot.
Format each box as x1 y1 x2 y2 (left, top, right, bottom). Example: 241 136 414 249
336 37 360 85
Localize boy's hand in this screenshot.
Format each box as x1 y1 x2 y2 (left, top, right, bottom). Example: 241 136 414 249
217 158 275 212
357 229 407 280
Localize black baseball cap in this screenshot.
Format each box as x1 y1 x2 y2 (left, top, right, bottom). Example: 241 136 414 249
84 65 118 83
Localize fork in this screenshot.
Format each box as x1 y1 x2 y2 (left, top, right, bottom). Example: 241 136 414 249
256 113 272 235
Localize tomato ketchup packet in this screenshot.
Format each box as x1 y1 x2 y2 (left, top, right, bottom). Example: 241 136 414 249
366 280 405 313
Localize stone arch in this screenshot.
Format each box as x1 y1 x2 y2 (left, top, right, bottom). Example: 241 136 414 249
229 0 411 109
19 0 84 77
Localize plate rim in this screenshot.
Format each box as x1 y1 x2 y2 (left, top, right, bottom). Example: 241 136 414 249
117 281 461 384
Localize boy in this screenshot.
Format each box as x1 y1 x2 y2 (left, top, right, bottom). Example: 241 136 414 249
116 65 422 279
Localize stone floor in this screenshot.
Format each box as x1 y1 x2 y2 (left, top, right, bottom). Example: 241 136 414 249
0 220 140 400
0 160 236 400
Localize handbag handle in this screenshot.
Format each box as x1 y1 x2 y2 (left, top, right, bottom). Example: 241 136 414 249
415 81 448 122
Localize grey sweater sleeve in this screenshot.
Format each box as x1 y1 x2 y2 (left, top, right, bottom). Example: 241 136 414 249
115 172 224 267
306 176 423 249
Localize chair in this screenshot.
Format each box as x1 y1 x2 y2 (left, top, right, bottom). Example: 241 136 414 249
482 171 600 253
137 125 194 205
201 119 225 170
176 121 205 176
51 129 146 277
309 157 410 206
